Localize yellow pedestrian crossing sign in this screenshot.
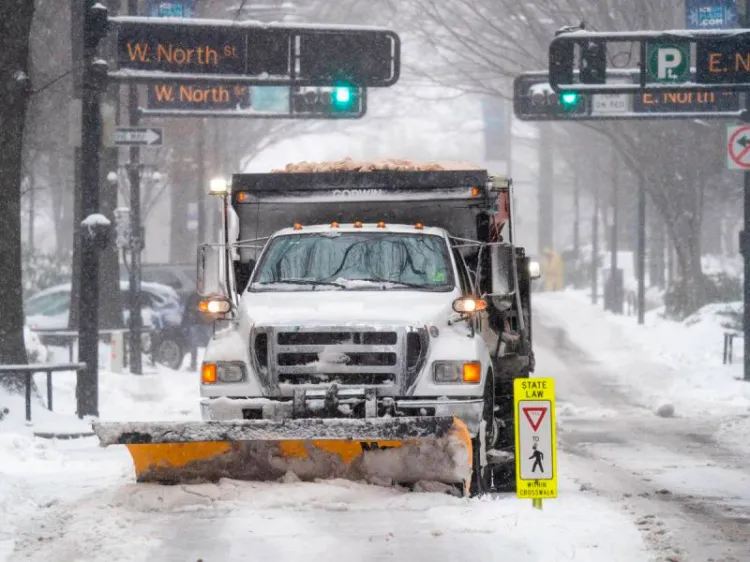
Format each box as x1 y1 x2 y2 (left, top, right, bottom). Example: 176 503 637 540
514 377 558 503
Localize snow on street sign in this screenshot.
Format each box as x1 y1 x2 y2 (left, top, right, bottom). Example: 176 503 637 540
514 377 557 500
114 127 164 147
727 124 750 170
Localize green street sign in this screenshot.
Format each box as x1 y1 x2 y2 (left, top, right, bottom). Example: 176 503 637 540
647 43 690 82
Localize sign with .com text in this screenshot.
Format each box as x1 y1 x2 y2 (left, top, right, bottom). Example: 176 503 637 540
686 0 738 29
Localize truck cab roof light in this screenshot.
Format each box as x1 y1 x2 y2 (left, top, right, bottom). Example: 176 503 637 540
353 221 363 228
331 221 340 228
293 222 303 230
377 221 386 228
415 222 424 230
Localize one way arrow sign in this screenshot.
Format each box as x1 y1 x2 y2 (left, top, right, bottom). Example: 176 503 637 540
114 127 164 147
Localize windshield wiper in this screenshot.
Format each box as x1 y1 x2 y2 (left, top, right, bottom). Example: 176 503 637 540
256 279 347 289
344 277 441 290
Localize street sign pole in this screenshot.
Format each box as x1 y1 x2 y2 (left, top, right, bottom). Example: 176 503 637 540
127 0 143 375
744 0 750 382
77 1 109 417
637 174 646 325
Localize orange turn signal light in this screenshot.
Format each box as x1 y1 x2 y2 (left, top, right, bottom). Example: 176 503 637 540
462 362 481 384
201 363 217 384
452 297 488 314
237 192 248 202
293 222 303 230
471 187 481 197
353 221 363 228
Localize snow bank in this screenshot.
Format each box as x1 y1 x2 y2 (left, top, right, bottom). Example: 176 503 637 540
535 291 750 452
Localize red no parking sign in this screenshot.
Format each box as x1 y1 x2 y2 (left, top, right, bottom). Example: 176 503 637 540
727 125 750 170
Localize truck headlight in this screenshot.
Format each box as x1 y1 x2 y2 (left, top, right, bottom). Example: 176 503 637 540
202 362 245 384
433 361 482 384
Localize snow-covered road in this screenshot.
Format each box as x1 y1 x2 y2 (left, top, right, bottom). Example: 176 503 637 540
534 309 750 561
3 291 750 561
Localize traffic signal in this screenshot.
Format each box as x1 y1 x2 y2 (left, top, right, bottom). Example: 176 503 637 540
559 91 582 111
579 41 606 84
291 85 364 118
332 84 355 110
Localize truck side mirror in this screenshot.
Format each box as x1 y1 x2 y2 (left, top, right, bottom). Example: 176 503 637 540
233 259 255 293
197 244 228 298
488 243 515 309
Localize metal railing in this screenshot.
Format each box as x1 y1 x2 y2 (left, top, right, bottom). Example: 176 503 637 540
0 363 86 422
32 328 152 366
723 332 744 365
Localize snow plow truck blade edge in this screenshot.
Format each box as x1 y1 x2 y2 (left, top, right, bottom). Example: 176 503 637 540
92 417 473 494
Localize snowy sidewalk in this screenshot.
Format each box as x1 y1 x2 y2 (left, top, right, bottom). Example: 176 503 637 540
534 290 750 450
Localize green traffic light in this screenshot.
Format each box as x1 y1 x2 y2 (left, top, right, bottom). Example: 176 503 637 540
331 84 356 111
334 87 351 104
559 91 580 110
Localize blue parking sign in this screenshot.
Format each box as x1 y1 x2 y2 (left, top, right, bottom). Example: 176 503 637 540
686 0 738 29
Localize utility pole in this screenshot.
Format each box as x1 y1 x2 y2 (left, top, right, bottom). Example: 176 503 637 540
609 148 621 314
77 1 109 417
197 119 207 246
592 182 599 305
538 124 554 254
637 174 646 325
127 0 144 374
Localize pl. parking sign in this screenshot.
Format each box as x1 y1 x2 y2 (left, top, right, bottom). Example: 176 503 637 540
646 43 691 82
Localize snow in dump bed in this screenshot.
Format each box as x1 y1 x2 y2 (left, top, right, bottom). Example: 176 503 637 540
270 156 483 173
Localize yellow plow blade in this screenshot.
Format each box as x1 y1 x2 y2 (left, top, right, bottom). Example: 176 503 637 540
93 417 473 494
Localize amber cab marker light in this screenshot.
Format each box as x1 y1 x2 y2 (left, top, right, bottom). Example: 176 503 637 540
202 363 217 384
462 362 482 384
377 221 387 228
331 221 340 228
452 297 488 313
293 222 303 230
353 221 363 228
415 222 424 230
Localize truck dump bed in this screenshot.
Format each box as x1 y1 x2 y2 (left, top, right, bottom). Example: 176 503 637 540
230 166 495 259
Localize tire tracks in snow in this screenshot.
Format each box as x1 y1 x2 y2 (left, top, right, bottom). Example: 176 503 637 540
534 310 750 561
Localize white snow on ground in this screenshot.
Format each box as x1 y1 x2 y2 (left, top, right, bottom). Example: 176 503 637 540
534 290 750 453
1 342 652 562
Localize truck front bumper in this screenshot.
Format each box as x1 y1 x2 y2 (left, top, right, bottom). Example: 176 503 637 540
200 395 485 436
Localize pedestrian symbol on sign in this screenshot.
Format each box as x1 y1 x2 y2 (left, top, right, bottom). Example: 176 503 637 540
647 43 690 83
529 443 544 473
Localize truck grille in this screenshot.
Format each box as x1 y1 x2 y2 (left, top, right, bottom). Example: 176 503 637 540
260 326 425 391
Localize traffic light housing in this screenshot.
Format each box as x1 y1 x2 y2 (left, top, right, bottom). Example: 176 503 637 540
291 85 365 118
579 41 607 84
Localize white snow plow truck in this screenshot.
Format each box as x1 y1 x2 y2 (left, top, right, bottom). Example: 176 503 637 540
93 160 540 497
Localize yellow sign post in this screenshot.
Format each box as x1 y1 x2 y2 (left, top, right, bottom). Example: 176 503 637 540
514 377 557 509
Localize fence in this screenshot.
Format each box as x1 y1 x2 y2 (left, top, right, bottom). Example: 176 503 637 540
0 363 87 422
33 328 152 367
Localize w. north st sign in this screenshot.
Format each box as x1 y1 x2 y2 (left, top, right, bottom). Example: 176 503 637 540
647 43 690 82
113 19 400 87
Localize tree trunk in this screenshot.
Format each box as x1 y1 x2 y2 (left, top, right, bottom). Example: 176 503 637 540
0 0 36 392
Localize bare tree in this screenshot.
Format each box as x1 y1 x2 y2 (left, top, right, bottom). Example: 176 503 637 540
0 0 36 391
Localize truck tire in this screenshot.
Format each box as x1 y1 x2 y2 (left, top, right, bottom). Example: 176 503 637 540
470 371 496 497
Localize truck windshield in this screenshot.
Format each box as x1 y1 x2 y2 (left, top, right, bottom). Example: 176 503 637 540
250 232 455 292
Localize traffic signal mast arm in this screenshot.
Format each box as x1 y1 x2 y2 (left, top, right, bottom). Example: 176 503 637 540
549 28 750 95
